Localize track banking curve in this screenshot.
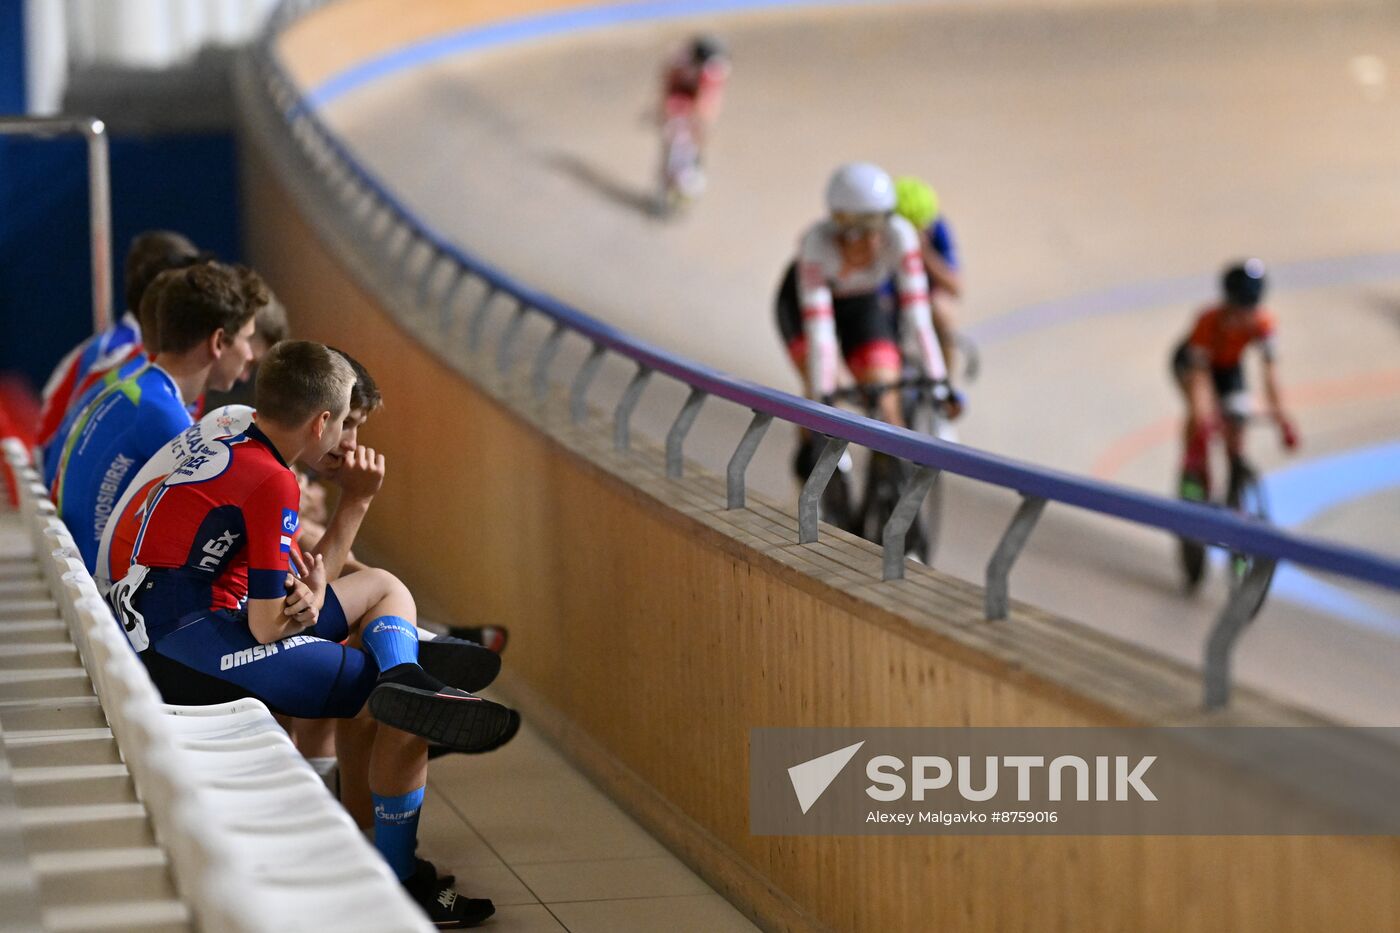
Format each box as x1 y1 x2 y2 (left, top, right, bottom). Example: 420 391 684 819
298 0 1400 721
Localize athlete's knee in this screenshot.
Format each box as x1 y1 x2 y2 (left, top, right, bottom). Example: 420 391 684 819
358 567 416 619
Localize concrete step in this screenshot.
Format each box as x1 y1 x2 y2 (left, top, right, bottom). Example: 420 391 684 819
0 669 92 702
0 642 80 668
0 619 69 644
0 697 108 733
43 898 192 933
21 806 155 853
4 735 122 769
13 766 136 808
0 599 61 621
36 855 178 909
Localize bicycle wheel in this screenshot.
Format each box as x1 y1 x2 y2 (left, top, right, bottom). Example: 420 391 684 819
1225 463 1275 618
1177 468 1208 591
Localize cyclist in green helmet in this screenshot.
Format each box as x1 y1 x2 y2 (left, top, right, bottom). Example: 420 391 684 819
893 176 962 374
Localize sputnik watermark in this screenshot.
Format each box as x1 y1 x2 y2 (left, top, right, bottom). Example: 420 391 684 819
865 754 1156 802
751 728 1400 835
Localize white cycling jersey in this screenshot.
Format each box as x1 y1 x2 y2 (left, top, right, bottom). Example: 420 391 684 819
796 213 947 396
93 404 255 594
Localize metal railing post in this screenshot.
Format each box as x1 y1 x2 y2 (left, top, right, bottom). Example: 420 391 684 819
985 496 1048 620
665 388 707 478
467 287 499 352
798 437 849 544
726 411 772 509
614 366 653 451
1203 557 1278 710
531 324 567 400
496 303 529 374
570 344 606 424
437 267 467 331
882 465 939 581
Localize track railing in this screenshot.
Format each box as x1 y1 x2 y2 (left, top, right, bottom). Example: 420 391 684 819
248 0 1400 710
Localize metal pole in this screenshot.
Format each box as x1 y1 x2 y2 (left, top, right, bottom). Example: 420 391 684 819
1203 557 1278 710
726 411 772 510
665 388 707 478
570 344 606 424
985 495 1047 620
798 436 849 544
882 466 939 581
613 366 653 452
531 324 567 401
84 119 112 333
0 117 112 334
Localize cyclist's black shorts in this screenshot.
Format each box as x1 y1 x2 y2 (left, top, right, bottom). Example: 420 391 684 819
774 261 898 357
1171 341 1244 398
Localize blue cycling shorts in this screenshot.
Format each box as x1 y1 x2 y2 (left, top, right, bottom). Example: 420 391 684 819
143 584 377 719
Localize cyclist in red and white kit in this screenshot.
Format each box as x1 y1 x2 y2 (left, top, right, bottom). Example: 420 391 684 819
658 35 729 203
777 163 962 442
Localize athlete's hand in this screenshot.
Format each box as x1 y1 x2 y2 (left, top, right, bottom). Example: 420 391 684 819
941 387 965 421
1277 415 1300 452
285 550 326 628
335 445 385 503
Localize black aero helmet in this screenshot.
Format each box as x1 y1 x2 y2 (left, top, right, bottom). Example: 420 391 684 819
1222 258 1267 308
691 34 726 64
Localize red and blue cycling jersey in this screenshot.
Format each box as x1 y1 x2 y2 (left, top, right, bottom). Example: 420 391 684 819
129 423 299 640
52 362 193 570
37 313 143 448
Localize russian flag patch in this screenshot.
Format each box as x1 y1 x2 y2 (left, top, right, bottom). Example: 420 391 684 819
279 535 292 553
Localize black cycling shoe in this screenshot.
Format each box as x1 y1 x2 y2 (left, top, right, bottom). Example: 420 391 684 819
445 624 509 654
416 856 455 888
428 708 522 760
369 681 518 753
403 859 493 928
418 636 502 692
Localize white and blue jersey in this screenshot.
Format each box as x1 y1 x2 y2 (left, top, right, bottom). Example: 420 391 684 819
42 353 150 491
52 362 193 570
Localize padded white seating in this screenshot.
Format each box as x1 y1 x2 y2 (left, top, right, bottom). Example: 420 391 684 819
2 438 432 932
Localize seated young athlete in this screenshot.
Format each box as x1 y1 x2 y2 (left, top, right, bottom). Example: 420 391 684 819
50 262 264 569
107 340 511 926
96 356 504 892
1171 259 1298 498
36 231 202 452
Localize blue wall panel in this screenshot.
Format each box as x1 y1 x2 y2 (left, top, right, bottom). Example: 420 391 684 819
1 132 243 392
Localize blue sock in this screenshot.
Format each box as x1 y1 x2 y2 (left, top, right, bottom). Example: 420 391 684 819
373 786 425 881
362 615 420 671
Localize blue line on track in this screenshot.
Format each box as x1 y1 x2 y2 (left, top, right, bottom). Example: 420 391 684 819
307 0 895 108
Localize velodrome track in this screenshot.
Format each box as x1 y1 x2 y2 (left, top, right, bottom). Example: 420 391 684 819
307 2 1399 721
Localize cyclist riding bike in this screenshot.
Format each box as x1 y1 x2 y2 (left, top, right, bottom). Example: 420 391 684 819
775 162 962 477
657 34 729 207
1171 259 1298 504
893 176 962 376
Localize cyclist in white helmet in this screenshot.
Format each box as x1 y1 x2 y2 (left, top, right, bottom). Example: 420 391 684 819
776 163 961 445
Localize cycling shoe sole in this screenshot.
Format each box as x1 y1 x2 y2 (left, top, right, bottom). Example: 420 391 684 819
417 637 502 692
369 683 516 752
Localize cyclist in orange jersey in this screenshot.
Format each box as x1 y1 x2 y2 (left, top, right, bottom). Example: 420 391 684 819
1171 259 1297 499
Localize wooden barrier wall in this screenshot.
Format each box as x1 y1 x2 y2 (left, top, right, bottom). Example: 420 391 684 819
245 3 1400 930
